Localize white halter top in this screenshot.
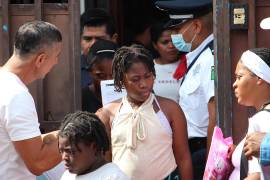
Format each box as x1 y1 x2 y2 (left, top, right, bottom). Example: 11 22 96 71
111 93 176 179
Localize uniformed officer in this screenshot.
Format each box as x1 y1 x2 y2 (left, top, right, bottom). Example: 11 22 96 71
155 1 215 179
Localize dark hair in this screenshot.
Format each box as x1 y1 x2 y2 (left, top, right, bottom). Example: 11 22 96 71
58 111 110 154
112 44 155 92
14 21 62 57
250 48 270 67
150 19 171 58
150 19 170 44
80 8 116 37
87 39 118 71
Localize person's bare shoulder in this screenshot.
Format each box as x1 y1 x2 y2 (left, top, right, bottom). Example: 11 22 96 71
155 96 184 123
156 96 181 113
96 99 122 124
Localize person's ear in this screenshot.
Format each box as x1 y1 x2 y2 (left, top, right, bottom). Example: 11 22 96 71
111 33 118 44
256 77 265 85
193 19 202 34
152 42 158 50
34 52 46 68
90 143 99 156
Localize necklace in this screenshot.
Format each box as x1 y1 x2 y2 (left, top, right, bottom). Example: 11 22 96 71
126 96 141 109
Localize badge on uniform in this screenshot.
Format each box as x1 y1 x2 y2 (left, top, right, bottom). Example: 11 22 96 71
193 64 201 75
211 66 215 80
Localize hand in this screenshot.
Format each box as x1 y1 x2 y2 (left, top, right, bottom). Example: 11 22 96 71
243 172 260 180
227 144 236 160
226 144 236 177
243 132 266 159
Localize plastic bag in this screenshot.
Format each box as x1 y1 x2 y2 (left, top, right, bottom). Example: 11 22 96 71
203 126 233 180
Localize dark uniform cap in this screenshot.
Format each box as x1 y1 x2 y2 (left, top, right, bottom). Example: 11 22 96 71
88 39 118 58
155 0 212 28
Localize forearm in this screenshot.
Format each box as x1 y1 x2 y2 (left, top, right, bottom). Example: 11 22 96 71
207 97 216 156
245 172 260 180
177 156 193 180
207 118 215 154
14 130 61 175
36 131 61 173
174 140 193 180
173 134 193 180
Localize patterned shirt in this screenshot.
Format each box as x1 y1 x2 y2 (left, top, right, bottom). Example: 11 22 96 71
260 133 270 166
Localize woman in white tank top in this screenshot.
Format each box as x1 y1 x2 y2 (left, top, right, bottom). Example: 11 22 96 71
150 20 182 103
96 45 193 180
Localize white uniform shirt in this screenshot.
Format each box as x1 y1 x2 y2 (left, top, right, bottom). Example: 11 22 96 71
0 70 41 180
179 34 214 138
153 60 182 102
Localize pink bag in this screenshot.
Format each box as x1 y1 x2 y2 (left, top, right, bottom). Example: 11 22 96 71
203 126 233 180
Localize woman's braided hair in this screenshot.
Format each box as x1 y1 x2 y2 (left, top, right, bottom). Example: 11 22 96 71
58 111 109 154
112 44 156 92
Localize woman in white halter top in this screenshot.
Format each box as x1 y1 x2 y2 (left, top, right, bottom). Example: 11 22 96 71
96 45 193 180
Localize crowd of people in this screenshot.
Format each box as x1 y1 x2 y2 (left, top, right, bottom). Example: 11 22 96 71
1 0 270 180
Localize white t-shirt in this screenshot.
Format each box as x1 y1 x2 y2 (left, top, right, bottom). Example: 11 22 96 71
0 70 41 180
229 110 270 180
153 60 181 102
179 34 214 138
249 110 270 179
229 138 261 180
60 163 129 180
43 161 65 180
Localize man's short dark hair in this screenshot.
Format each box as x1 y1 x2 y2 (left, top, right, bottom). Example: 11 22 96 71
80 8 116 37
14 20 62 57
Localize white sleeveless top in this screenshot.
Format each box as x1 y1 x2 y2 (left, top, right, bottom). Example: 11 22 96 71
111 93 176 179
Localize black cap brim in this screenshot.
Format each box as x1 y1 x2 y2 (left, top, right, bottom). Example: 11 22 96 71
155 0 212 14
164 19 188 28
156 0 212 28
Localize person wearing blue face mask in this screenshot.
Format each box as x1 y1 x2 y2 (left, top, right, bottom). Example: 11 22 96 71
171 22 197 53
156 1 215 180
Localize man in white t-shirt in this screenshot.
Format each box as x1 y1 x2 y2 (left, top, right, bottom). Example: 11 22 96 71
0 21 62 180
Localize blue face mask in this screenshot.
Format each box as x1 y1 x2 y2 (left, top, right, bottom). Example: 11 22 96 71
171 23 196 52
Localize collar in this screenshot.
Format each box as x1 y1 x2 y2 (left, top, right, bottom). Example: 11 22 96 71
0 69 28 91
186 34 214 67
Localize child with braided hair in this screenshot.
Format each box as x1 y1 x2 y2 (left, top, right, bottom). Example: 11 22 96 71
59 111 128 180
